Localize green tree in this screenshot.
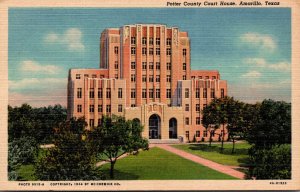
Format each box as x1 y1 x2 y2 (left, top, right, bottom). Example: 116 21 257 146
35 117 101 180
88 115 149 179
202 102 220 146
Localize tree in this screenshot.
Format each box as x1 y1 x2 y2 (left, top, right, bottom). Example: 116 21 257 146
88 115 148 179
246 99 291 149
202 102 220 146
245 99 291 179
35 117 101 180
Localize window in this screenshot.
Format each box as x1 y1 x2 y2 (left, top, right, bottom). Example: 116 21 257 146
205 76 209 79
149 48 153 55
131 74 136 82
118 88 122 98
167 89 171 98
149 37 153 45
196 117 201 125
211 88 215 98
203 104 207 108
167 75 171 82
89 88 94 99
183 63 186 70
191 76 195 79
142 62 147 70
203 88 207 98
89 105 94 113
149 62 154 69
77 88 82 98
131 62 136 69
211 130 215 137
98 118 102 126
149 75 154 82
89 119 94 127
156 48 160 55
131 89 136 98
156 62 160 70
77 105 82 113
131 104 136 107
167 62 171 70
196 131 200 137
203 130 208 137
92 74 97 78
166 38 171 46
183 75 186 80
198 76 202 79
131 37 136 45
149 89 154 98
142 37 147 45
142 75 147 82
212 76 216 80
156 89 160 98
196 88 200 98
115 74 118 79
100 75 104 78
113 61 118 70
185 117 189 125
98 88 102 98
118 104 123 112
76 74 81 79
185 131 189 139
185 104 189 111
114 46 118 54
183 48 187 56
106 88 111 98
221 88 225 98
142 47 147 55
84 74 89 78
131 47 136 55
166 48 171 55
156 75 160 82
98 105 102 112
106 105 111 113
185 88 189 98
196 104 200 111
156 38 160 45
142 89 147 98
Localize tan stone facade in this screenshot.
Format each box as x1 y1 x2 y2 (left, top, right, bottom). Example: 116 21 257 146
67 24 228 142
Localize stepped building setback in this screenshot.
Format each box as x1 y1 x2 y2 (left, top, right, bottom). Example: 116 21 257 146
67 24 228 142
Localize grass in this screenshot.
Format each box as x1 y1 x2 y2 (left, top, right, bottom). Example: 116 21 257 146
100 147 237 180
172 142 251 167
17 164 36 181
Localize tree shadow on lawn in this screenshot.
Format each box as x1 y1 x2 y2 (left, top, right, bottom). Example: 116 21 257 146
101 169 139 180
188 144 250 168
188 144 248 155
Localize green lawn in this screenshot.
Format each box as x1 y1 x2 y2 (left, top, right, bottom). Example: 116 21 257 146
172 142 251 167
100 147 237 180
17 164 36 181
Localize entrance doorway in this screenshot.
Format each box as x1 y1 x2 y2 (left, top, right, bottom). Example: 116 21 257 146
169 118 177 139
149 114 161 139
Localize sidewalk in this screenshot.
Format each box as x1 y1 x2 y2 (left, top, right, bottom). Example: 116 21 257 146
152 144 245 179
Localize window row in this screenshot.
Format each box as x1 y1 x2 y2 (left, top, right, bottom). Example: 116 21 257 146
132 37 172 46
77 104 123 113
133 88 161 99
78 88 123 99
184 104 209 112
75 74 105 79
191 76 217 80
184 117 202 125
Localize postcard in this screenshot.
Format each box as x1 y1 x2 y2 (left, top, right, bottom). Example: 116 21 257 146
0 0 299 190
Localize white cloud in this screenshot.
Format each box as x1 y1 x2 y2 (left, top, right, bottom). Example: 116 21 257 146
241 70 261 78
21 60 61 74
9 78 67 91
240 33 276 51
44 28 84 51
244 58 290 72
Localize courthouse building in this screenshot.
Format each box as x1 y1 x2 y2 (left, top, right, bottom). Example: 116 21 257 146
67 24 228 142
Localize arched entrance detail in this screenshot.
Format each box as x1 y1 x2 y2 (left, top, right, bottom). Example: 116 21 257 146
149 114 161 139
169 118 177 139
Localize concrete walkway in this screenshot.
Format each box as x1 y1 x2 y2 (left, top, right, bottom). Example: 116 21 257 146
152 144 245 179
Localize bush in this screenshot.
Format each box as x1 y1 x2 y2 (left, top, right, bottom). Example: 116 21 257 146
247 144 291 179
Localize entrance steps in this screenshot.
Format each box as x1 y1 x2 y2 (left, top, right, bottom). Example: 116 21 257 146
149 139 181 144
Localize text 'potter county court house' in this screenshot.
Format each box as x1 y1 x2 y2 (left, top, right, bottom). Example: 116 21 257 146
67 24 228 143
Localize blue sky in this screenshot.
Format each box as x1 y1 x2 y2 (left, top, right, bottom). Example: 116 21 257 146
8 8 291 107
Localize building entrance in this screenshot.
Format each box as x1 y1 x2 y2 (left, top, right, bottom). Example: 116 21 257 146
149 114 161 139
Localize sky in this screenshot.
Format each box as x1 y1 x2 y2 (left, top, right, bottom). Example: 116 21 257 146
8 8 291 107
